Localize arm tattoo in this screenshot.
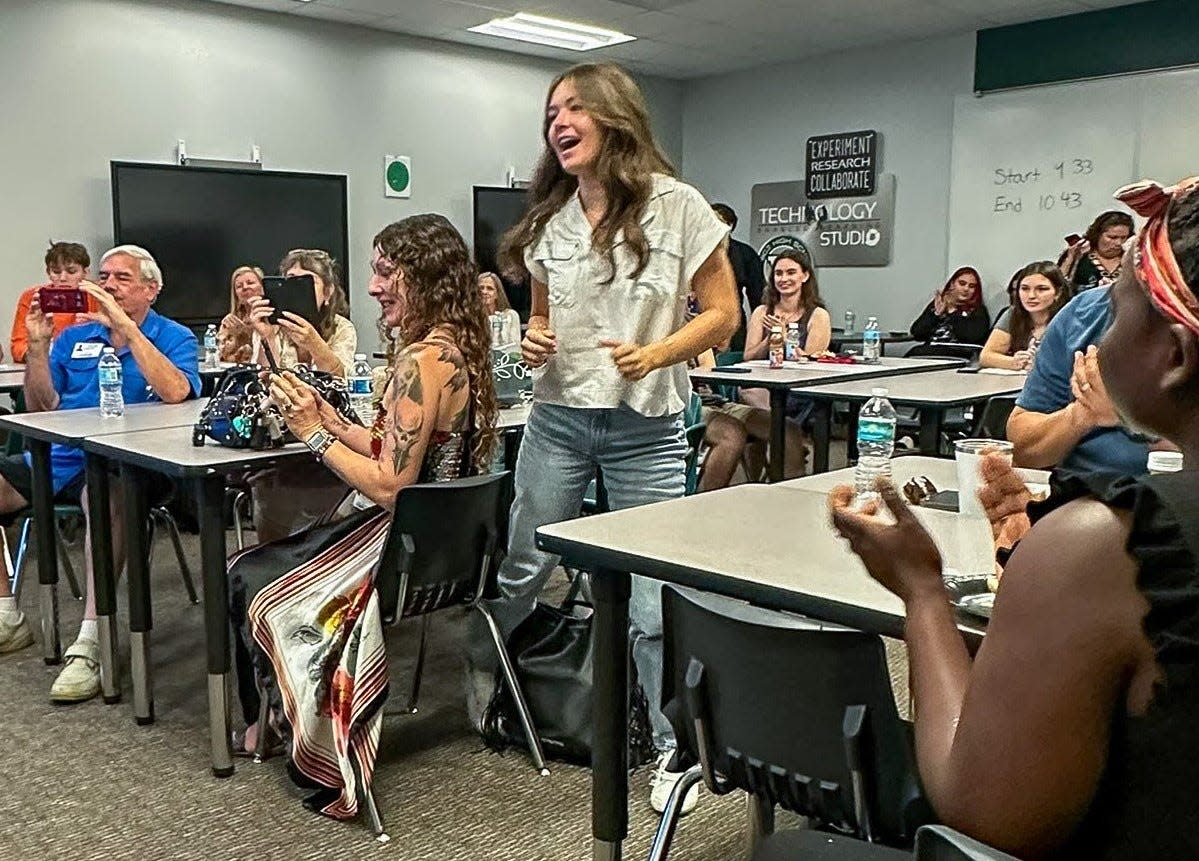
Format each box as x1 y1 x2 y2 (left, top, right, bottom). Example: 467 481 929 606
391 412 424 475
437 345 468 392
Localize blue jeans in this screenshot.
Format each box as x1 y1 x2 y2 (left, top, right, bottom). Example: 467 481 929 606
486 402 687 750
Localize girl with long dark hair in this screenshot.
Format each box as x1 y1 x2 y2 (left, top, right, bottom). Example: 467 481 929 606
980 261 1072 371
911 266 991 345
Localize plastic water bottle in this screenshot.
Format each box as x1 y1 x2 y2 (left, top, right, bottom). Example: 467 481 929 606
768 326 785 368
855 387 896 500
862 316 881 364
98 347 124 418
203 323 219 369
844 309 856 334
348 353 374 425
490 313 505 350
784 322 801 361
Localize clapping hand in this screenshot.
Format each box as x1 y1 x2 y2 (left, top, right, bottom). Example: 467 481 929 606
828 481 944 604
1071 345 1120 428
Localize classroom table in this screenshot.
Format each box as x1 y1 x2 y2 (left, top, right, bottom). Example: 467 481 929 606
0 363 25 395
82 428 316 777
0 401 208 668
690 355 965 479
828 329 917 356
780 455 1050 497
794 368 1026 464
535 484 986 861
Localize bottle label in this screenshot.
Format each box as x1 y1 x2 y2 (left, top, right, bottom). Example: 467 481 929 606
99 368 121 387
769 347 785 368
350 378 371 395
863 331 880 343
857 418 895 444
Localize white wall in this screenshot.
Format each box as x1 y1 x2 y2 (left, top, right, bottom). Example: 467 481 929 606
0 0 684 355
680 35 976 334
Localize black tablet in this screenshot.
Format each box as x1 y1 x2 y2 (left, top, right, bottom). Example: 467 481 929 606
262 274 319 326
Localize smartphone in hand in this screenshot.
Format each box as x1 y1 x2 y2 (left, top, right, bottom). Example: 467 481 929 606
38 287 87 314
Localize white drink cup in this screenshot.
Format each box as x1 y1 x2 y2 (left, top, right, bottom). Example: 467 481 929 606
949 439 1014 580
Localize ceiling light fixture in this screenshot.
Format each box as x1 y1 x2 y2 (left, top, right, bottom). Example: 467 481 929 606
468 13 635 51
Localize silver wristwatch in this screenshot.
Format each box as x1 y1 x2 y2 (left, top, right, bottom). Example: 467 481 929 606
304 428 335 459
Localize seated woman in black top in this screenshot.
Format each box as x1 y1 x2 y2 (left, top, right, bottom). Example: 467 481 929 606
1059 209 1134 292
830 174 1199 859
910 266 990 345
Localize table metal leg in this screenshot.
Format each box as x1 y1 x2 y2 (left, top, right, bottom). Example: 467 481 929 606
121 465 153 724
591 566 630 861
84 453 120 703
196 475 234 778
29 439 60 665
768 388 787 483
918 409 945 456
810 402 832 474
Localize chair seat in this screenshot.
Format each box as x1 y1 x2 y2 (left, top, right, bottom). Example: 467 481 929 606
753 828 910 861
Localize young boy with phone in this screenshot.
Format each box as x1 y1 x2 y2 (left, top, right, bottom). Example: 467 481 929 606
10 241 99 362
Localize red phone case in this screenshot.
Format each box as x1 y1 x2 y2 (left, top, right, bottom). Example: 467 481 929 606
38 288 87 314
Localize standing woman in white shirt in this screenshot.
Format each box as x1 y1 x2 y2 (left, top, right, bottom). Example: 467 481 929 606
483 62 738 813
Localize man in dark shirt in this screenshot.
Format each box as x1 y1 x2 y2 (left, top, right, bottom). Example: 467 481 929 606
712 204 765 351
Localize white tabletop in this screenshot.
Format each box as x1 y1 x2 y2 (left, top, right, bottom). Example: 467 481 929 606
781 455 1050 496
497 403 530 430
0 370 24 393
690 355 963 390
793 368 1025 405
536 483 985 640
83 427 314 477
0 400 207 445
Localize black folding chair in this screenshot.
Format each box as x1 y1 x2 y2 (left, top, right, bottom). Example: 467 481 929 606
649 587 929 861
972 396 1018 441
364 471 547 839
914 825 1022 861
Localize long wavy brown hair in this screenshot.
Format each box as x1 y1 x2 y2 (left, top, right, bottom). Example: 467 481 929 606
372 215 497 472
499 63 676 284
278 248 350 343
763 249 825 318
1004 261 1072 352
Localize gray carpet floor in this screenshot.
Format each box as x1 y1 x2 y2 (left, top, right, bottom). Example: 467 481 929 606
0 509 908 860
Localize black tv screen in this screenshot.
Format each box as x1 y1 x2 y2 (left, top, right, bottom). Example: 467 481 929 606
112 162 349 328
473 186 531 320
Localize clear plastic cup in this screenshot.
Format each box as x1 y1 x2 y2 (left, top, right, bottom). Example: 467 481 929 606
947 439 1014 583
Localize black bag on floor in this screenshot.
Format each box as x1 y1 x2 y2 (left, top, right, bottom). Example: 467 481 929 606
481 599 657 768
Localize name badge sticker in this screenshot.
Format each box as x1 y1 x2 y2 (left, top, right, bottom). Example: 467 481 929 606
71 342 105 360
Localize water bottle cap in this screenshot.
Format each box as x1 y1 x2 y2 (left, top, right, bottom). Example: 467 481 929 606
867 316 878 322
871 387 888 397
1147 451 1183 473
102 346 115 354
771 326 782 333
354 353 366 360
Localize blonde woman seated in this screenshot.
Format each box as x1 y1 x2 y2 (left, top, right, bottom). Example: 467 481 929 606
478 271 522 349
245 249 358 542
217 265 264 364
980 261 1072 372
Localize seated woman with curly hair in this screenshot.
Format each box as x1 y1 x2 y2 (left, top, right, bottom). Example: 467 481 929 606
227 214 497 820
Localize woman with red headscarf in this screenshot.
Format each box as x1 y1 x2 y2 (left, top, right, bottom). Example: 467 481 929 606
910 266 991 345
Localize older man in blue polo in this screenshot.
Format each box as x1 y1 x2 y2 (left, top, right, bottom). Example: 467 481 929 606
0 244 200 703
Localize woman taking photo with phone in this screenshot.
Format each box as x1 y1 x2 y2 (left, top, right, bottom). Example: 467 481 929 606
980 261 1072 371
246 249 358 542
479 62 738 815
217 264 264 364
1060 210 1135 292
246 248 356 376
911 266 990 345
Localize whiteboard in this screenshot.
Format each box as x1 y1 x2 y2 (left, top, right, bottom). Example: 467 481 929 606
946 66 1199 311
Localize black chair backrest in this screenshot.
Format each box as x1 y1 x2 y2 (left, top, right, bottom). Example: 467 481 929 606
905 342 981 362
661 587 926 844
374 472 509 625
914 825 1023 861
974 396 1018 440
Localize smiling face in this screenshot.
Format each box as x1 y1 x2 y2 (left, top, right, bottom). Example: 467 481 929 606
368 245 405 329
478 274 498 314
1018 273 1057 315
284 264 328 309
546 78 602 178
233 270 263 308
772 257 810 299
1097 224 1132 259
98 252 158 321
946 271 979 308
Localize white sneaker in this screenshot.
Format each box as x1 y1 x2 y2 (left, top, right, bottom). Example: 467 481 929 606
649 750 700 815
50 639 100 704
0 612 33 654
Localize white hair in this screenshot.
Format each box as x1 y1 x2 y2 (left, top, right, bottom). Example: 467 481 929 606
101 245 164 289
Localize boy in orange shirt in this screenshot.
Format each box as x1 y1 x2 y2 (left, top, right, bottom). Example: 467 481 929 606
11 241 100 362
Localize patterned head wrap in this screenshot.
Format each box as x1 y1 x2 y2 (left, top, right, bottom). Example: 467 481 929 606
1115 177 1199 335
